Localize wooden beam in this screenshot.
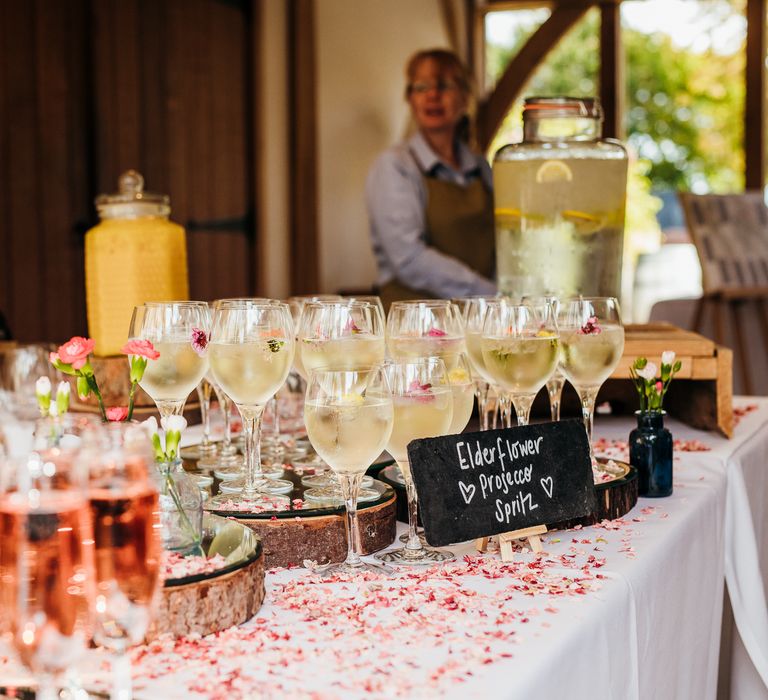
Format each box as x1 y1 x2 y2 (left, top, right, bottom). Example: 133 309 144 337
745 0 766 190
599 1 623 139
477 5 591 151
247 0 262 296
287 0 319 294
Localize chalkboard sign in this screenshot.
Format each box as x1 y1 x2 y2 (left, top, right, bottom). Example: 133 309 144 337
408 420 596 547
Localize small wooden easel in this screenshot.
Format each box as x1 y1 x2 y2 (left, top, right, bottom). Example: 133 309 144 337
476 524 547 562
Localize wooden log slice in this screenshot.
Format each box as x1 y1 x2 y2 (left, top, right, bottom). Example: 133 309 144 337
548 459 638 530
150 551 265 640
237 493 397 569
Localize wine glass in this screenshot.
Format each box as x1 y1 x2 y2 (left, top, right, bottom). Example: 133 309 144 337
481 301 560 427
180 377 217 461
376 358 455 565
386 300 466 366
455 296 503 430
0 448 94 700
304 365 393 575
85 422 161 700
297 301 386 377
523 294 566 421
207 301 295 508
557 297 625 457
343 294 386 321
127 302 211 419
288 294 343 381
297 301 385 503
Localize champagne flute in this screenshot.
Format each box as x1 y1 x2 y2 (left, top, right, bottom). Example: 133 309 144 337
207 301 295 507
386 300 466 366
455 296 503 430
523 294 566 421
558 297 625 458
304 365 393 575
85 422 161 700
0 448 94 700
376 358 455 565
481 301 560 427
127 302 211 419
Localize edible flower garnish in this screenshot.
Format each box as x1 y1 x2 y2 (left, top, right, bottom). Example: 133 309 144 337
267 338 285 353
427 328 447 337
191 328 209 356
578 316 601 335
344 318 362 334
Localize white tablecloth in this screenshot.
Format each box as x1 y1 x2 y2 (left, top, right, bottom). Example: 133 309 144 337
2 401 767 699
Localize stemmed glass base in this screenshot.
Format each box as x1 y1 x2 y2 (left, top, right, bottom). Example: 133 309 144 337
374 461 454 566
207 491 291 510
216 476 294 496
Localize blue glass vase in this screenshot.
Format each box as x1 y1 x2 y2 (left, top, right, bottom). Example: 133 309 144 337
630 411 673 497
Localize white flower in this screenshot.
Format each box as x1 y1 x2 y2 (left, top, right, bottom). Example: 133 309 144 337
142 416 159 437
160 415 187 434
56 381 70 397
636 362 658 381
36 376 51 397
661 351 676 367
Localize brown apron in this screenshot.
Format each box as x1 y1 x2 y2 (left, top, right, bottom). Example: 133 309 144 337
380 150 495 310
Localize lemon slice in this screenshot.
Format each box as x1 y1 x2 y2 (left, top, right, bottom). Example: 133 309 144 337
339 393 364 406
562 210 604 235
536 160 573 184
535 329 557 338
208 527 246 561
448 367 471 385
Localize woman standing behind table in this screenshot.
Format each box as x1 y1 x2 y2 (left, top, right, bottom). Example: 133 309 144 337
366 49 496 309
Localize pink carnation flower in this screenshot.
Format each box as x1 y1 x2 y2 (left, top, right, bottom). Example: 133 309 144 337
57 337 96 370
427 327 447 337
121 338 160 360
105 406 129 422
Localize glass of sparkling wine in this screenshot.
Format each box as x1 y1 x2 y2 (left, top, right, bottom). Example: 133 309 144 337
304 366 394 575
128 301 211 419
481 301 560 427
376 358 455 565
522 294 566 421
386 300 466 367
0 449 94 700
298 300 386 377
208 301 295 508
85 423 162 700
297 301 386 498
558 297 624 457
455 296 505 430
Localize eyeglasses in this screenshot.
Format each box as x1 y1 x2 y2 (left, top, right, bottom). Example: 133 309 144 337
409 80 460 95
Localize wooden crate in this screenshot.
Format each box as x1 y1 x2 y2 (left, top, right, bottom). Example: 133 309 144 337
601 323 733 438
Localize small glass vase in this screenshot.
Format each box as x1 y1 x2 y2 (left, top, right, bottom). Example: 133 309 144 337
156 459 204 555
630 410 673 497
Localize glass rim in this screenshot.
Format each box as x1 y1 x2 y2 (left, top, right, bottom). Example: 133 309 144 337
389 299 455 308
139 300 209 308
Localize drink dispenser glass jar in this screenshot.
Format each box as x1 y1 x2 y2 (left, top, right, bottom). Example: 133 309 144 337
85 170 189 356
493 97 628 299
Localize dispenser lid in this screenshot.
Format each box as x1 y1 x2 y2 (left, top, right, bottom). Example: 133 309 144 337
523 97 603 120
95 170 170 218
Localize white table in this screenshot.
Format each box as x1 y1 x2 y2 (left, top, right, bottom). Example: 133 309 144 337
2 401 767 700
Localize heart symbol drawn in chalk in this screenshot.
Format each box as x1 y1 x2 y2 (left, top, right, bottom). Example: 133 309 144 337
458 481 476 505
540 477 554 498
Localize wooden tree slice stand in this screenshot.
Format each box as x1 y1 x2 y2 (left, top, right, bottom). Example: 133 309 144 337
237 492 397 569
149 514 266 640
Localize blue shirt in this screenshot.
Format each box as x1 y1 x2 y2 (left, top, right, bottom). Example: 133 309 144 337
366 131 497 299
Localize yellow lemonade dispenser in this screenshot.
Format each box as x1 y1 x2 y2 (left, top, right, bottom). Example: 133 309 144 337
85 170 189 356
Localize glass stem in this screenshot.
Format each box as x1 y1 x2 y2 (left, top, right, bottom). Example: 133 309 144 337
111 649 132 700
217 392 234 454
400 462 424 553
157 400 184 419
579 387 600 460
338 472 364 567
474 380 491 431
240 405 265 498
270 396 281 439
196 380 213 447
498 393 513 428
511 394 535 427
547 375 565 422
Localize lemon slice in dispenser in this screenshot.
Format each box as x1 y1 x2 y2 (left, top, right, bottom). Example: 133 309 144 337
562 210 604 235
536 160 573 184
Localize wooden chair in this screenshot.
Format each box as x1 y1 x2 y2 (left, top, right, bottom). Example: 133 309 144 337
678 192 768 395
